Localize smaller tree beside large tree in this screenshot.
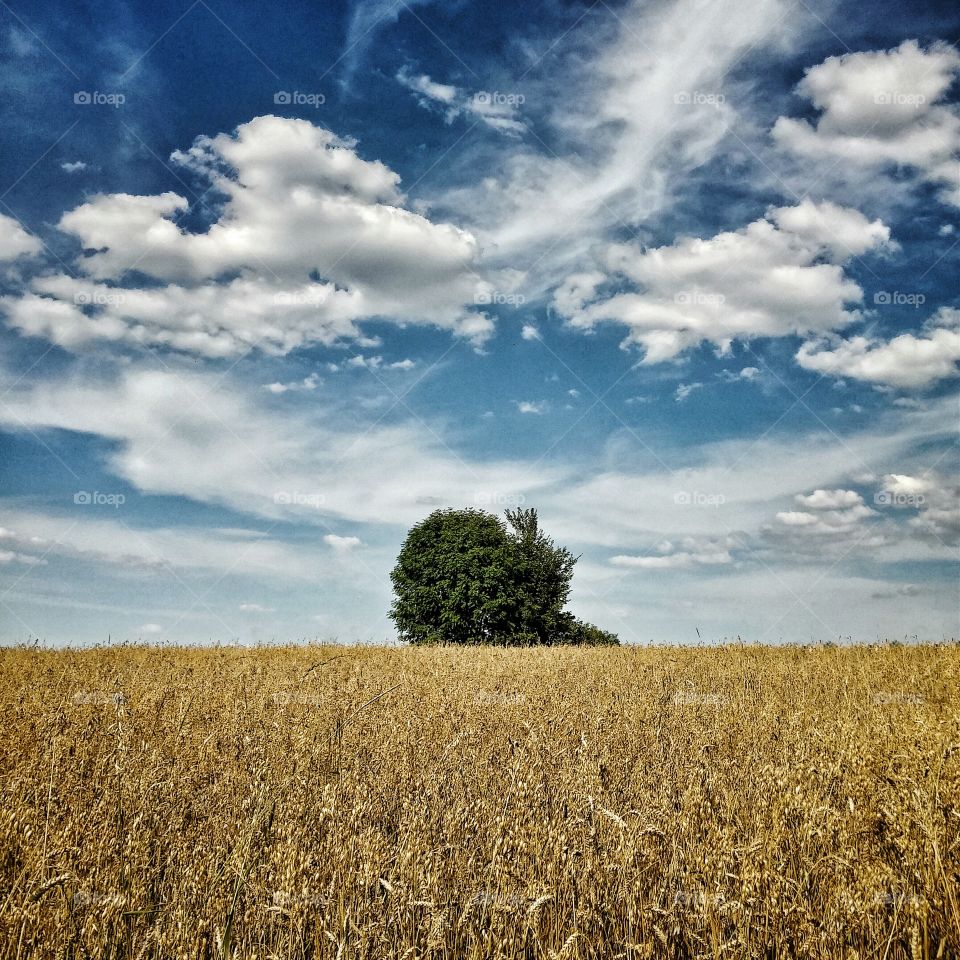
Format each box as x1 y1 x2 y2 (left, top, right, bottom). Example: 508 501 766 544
389 507 619 646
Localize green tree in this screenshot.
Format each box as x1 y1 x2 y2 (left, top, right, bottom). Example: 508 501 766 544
389 506 619 646
503 507 576 644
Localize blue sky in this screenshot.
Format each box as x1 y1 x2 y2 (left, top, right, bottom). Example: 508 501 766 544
0 0 957 646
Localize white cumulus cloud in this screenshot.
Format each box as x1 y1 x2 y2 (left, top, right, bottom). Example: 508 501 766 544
2 116 494 356
554 200 891 363
773 40 960 205
797 308 960 389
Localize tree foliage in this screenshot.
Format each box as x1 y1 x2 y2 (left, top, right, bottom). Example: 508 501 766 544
389 507 619 646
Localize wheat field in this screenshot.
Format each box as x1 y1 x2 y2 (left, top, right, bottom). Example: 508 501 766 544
0 643 957 959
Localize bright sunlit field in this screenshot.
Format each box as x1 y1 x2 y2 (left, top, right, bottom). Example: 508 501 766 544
1 642 957 959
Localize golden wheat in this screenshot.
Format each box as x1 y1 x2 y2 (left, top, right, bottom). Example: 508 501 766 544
1 643 957 959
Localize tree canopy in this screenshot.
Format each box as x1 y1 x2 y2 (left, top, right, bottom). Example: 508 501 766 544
389 507 619 646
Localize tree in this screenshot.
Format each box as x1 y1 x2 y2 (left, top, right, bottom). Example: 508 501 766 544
389 506 619 646
503 507 576 644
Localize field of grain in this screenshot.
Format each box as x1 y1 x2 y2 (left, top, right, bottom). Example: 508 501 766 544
0 643 957 959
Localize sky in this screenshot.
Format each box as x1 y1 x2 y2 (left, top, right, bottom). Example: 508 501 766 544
0 0 957 647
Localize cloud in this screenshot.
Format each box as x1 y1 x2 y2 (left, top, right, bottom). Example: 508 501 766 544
397 68 526 135
765 470 960 554
347 354 383 370
794 489 864 510
610 537 736 570
774 501 876 535
342 0 438 85
61 161 87 173
324 534 362 551
0 365 558 529
516 400 548 415
797 308 960 389
137 623 162 634
870 584 923 600
878 471 959 547
539 396 957 553
439 0 804 290
521 324 540 341
675 382 704 402
773 40 960 206
717 366 759 383
264 373 321 394
0 527 48 566
238 603 275 613
0 510 326 580
771 489 880 542
2 116 494 356
554 200 891 362
0 214 41 261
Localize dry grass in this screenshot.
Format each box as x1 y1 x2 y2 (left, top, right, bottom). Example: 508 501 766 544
0 642 958 959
